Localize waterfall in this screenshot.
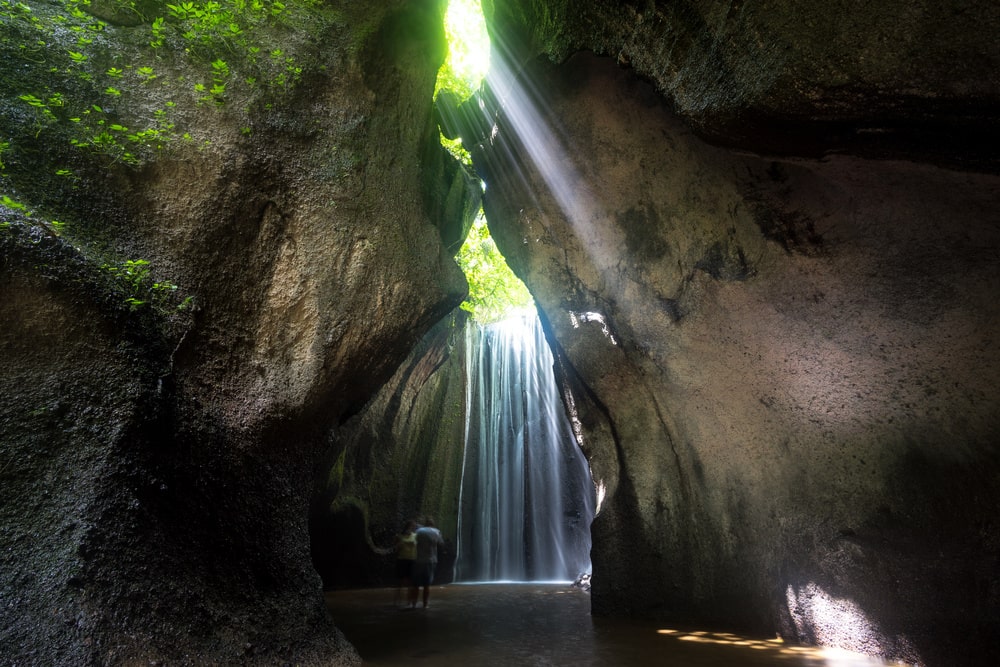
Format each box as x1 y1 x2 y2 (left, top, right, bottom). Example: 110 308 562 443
456 313 595 582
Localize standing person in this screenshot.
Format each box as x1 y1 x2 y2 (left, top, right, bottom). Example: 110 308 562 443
394 520 418 608
409 516 444 609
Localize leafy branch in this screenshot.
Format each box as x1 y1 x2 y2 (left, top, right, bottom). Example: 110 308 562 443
101 258 191 312
455 213 534 323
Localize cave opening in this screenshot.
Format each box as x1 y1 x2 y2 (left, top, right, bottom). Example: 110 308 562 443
310 0 598 590
438 0 597 584
436 0 490 165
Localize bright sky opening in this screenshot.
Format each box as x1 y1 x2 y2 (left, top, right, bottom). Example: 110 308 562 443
438 0 490 100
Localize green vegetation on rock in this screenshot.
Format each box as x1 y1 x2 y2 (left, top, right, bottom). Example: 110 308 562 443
434 0 488 164
455 212 534 323
0 0 337 316
433 1 532 324
1 0 319 175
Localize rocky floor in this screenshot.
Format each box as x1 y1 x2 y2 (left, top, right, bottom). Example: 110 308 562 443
325 583 902 666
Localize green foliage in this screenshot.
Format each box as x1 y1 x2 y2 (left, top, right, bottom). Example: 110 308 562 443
150 15 166 47
155 0 305 94
440 133 471 167
0 0 340 317
435 0 489 102
455 213 534 323
101 258 186 311
3 0 318 172
1 194 28 212
434 0 490 164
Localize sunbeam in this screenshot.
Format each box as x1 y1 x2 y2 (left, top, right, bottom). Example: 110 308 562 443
484 51 597 229
474 37 625 344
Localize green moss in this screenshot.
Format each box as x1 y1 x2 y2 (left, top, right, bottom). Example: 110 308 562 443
327 445 347 490
1 0 353 309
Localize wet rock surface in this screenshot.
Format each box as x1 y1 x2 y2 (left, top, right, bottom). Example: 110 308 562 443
311 313 468 590
4 1 1000 665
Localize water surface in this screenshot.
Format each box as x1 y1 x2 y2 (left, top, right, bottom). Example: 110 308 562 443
326 584 903 666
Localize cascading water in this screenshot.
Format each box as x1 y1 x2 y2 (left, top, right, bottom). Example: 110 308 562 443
455 313 595 582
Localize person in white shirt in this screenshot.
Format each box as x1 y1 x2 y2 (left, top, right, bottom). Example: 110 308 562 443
409 516 445 609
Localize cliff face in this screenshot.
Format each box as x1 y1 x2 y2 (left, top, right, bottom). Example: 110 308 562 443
468 2 1000 665
311 313 469 590
1 1 473 663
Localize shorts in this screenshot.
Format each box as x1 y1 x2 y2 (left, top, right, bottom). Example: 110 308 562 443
411 561 435 587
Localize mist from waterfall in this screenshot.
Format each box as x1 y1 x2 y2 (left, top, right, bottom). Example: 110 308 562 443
456 313 595 583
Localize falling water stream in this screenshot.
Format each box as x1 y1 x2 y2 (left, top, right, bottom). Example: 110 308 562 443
455 313 595 582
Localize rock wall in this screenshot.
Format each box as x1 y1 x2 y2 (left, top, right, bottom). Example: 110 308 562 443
1 1 474 663
469 2 1000 665
311 313 468 589
484 0 1000 170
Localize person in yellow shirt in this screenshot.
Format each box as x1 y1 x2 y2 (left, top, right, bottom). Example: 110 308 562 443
394 520 418 608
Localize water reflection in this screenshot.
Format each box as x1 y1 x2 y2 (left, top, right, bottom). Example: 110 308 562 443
326 584 907 666
656 628 911 666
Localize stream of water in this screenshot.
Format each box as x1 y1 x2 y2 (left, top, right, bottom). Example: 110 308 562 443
455 314 595 582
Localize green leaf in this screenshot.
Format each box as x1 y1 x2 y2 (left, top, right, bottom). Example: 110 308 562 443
1 195 28 211
19 94 45 107
455 213 534 323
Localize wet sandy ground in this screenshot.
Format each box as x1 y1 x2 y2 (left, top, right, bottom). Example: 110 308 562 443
325 583 902 666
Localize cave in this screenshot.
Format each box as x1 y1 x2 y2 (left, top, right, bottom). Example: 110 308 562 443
1 1 998 666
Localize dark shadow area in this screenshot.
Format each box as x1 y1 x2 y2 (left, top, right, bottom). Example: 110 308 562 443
310 502 389 590
309 500 457 591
